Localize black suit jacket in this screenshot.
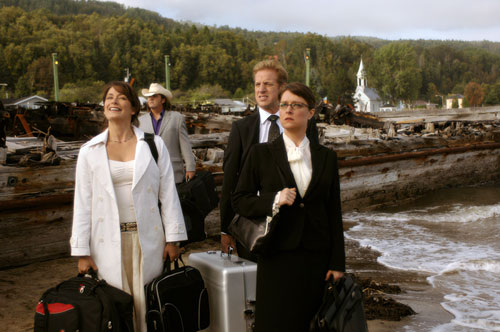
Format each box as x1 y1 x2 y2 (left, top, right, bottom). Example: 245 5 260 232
231 136 345 271
220 112 319 233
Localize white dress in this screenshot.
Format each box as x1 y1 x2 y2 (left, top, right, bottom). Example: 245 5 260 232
109 159 146 332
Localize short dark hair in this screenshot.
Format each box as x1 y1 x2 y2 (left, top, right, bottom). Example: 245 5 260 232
279 82 316 109
102 81 140 125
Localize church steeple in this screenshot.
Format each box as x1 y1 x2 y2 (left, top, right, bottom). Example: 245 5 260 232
357 58 367 87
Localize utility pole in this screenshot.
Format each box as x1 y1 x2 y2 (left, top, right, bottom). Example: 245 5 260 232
304 48 311 87
165 55 170 90
52 53 59 102
0 83 7 98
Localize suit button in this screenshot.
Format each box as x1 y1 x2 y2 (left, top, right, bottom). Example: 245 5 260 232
299 203 305 208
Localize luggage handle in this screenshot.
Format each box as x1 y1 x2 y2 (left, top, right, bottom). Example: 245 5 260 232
164 254 186 273
77 267 98 279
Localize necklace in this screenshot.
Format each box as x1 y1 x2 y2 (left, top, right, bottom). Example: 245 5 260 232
108 132 135 143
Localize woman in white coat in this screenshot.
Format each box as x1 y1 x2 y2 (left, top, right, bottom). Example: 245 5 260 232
70 81 187 332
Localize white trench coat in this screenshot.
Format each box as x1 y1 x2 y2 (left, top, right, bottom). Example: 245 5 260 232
70 126 187 289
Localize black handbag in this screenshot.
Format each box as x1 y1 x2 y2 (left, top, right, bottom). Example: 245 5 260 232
309 274 368 332
228 213 279 255
228 166 287 255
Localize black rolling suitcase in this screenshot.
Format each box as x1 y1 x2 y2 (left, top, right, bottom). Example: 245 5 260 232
34 270 134 332
145 256 210 332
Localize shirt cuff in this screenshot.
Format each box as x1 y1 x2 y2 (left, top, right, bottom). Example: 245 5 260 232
266 191 281 223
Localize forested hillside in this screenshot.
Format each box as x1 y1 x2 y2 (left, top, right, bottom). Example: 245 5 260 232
1 0 500 106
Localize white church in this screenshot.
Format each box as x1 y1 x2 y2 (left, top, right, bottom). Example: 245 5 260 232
353 59 382 113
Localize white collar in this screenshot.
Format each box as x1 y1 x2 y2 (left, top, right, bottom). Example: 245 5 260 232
85 126 144 147
258 107 280 125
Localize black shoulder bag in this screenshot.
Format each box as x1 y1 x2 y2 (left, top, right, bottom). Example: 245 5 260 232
228 166 287 255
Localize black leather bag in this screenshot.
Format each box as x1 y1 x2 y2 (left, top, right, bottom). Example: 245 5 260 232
228 213 279 255
228 167 286 255
145 255 210 332
309 274 368 332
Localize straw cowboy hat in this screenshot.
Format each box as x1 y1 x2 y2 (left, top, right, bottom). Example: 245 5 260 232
141 83 173 101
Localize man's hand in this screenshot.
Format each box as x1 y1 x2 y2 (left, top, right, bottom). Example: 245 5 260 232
221 233 236 254
185 171 195 182
78 256 98 274
278 187 296 207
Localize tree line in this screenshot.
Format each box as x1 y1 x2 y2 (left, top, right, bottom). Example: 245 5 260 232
1 0 500 107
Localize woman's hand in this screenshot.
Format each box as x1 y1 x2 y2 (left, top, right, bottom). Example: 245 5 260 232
163 243 181 261
78 256 98 274
278 187 296 207
325 270 344 282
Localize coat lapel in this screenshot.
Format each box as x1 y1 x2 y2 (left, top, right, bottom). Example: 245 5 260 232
158 110 172 136
131 128 150 190
88 130 116 200
303 142 326 199
268 136 297 189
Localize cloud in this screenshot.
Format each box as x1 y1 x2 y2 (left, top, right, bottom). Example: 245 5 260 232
107 0 500 41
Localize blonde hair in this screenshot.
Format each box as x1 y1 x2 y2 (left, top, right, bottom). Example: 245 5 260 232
253 60 288 85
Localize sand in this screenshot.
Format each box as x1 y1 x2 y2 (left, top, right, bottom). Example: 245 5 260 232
0 234 453 331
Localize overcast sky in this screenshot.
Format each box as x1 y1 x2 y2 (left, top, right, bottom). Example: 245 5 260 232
106 0 500 42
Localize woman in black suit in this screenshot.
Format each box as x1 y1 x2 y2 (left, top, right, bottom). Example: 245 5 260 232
232 82 345 332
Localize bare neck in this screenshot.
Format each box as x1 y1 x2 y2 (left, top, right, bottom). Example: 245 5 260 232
284 129 306 147
108 121 134 141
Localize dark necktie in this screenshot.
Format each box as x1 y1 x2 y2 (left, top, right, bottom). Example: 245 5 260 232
267 115 280 142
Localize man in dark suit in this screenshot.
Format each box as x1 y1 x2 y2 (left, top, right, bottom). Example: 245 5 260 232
220 60 318 260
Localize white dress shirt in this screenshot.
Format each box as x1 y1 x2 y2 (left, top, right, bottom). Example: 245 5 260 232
258 107 283 143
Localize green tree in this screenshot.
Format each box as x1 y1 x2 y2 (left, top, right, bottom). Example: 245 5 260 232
370 43 422 104
59 80 105 103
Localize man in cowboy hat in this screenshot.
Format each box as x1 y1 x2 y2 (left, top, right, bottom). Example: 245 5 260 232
139 83 195 184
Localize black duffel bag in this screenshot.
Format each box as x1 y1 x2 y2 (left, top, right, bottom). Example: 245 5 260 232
145 255 210 332
34 269 134 332
176 171 219 243
309 274 368 332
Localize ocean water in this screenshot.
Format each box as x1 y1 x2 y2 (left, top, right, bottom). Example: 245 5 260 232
344 185 500 331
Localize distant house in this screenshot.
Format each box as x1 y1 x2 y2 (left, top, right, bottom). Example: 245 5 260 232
2 95 48 110
379 103 397 112
353 59 381 113
212 99 247 113
445 94 464 109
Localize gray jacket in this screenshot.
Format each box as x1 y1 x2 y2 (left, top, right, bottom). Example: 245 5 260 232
139 111 196 183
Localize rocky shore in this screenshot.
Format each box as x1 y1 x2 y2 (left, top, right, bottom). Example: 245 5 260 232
0 220 452 332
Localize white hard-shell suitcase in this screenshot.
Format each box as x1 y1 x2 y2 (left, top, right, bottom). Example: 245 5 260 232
188 250 257 332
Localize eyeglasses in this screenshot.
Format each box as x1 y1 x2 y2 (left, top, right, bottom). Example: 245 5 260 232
279 102 308 110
